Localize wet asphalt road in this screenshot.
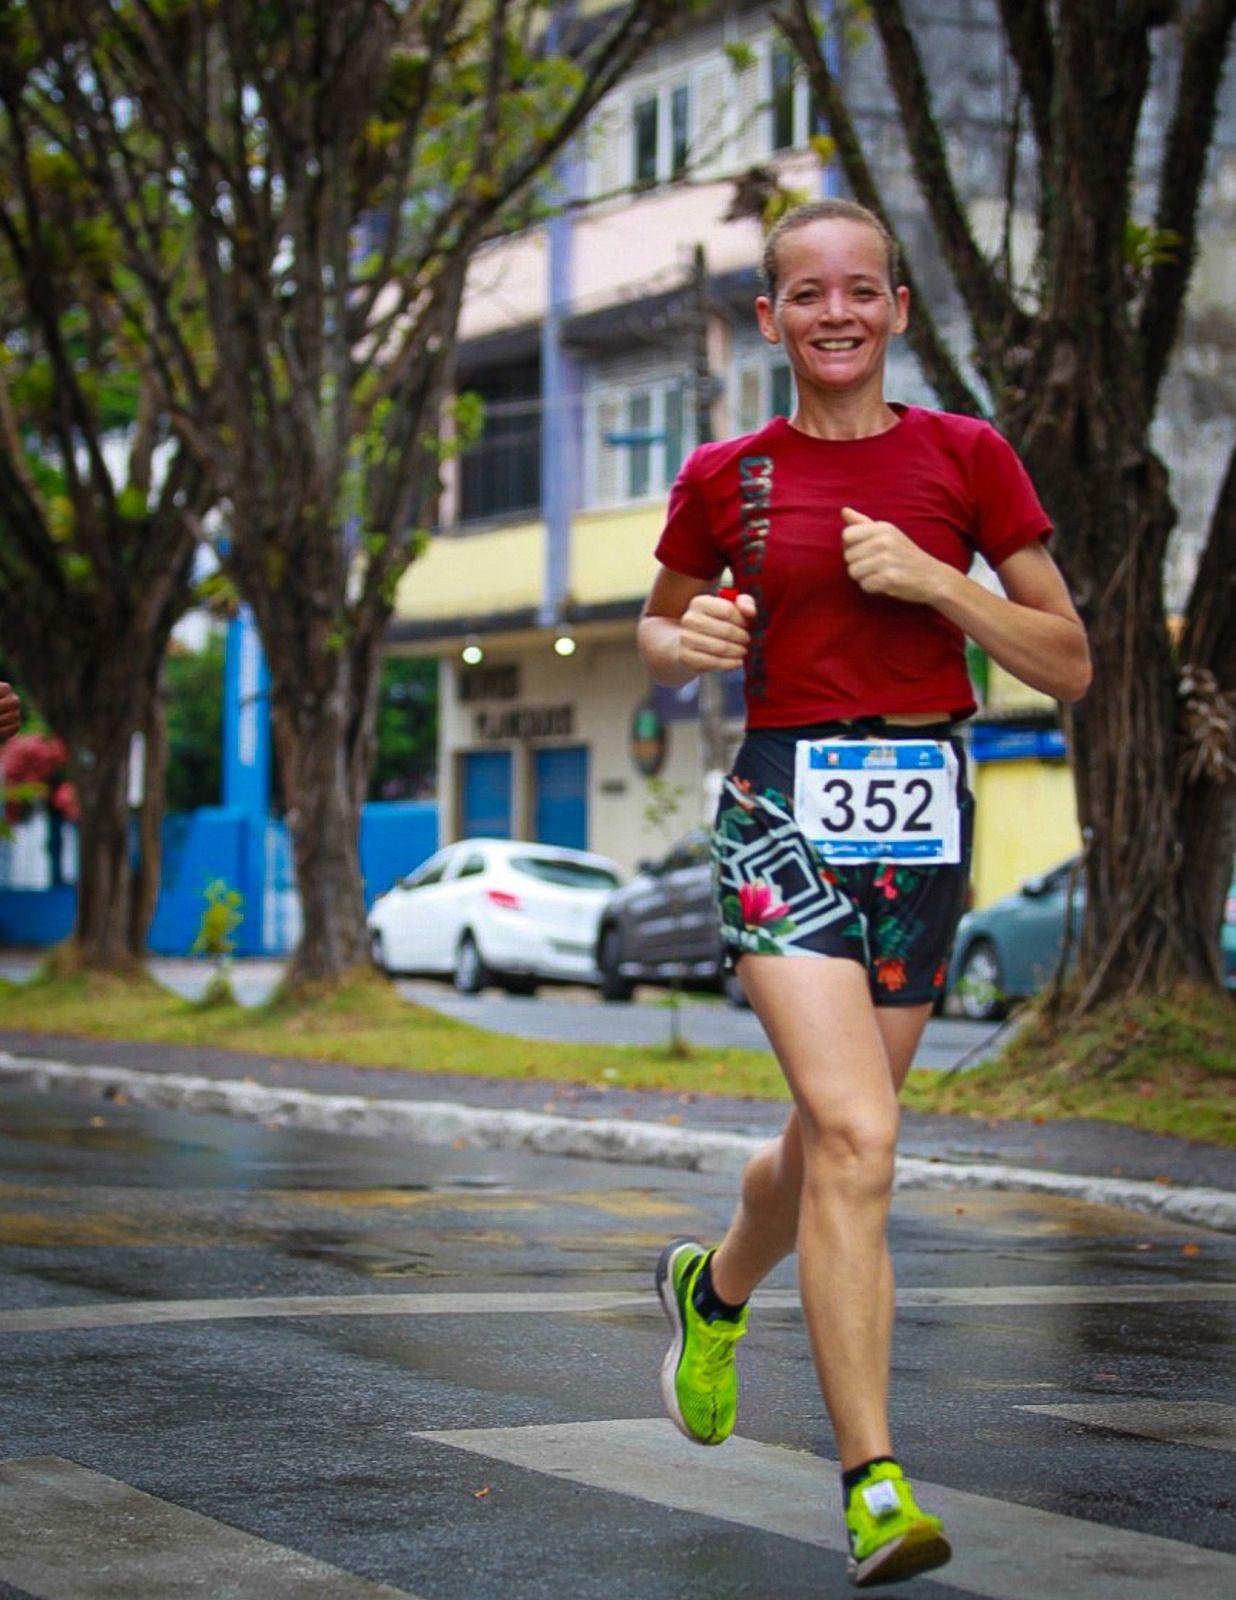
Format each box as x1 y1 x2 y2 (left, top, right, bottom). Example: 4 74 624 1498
0 1090 1233 1599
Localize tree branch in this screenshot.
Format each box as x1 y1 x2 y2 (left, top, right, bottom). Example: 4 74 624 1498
775 0 987 417
994 0 1053 168
435 0 682 254
1140 0 1236 409
868 0 1020 349
0 317 49 522
1180 434 1236 690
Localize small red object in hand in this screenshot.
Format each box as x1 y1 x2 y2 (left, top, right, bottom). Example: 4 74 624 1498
718 586 739 603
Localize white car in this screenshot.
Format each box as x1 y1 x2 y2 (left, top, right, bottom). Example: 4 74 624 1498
367 838 624 994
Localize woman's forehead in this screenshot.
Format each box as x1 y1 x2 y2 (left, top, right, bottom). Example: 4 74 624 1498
775 219 888 281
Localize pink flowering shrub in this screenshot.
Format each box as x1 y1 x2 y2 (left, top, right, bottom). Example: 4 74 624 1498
1 734 80 824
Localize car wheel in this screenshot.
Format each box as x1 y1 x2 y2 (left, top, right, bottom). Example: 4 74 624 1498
722 967 749 1009
502 975 538 997
597 924 635 1002
454 933 490 995
955 938 1007 1022
370 930 391 976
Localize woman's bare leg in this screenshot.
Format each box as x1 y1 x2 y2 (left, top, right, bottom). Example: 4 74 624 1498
707 956 932 1468
709 966 932 1307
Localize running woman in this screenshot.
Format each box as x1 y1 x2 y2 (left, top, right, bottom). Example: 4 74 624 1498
639 198 1090 1589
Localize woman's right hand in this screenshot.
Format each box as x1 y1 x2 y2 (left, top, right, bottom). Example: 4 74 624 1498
678 590 757 674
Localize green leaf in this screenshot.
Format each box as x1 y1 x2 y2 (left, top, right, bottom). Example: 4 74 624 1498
116 485 147 521
61 552 93 589
1124 221 1182 271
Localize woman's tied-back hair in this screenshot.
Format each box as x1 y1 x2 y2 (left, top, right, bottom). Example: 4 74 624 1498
761 199 900 298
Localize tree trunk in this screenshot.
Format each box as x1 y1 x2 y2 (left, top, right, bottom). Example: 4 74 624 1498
1011 382 1219 1008
271 671 374 988
1178 769 1236 988
129 670 168 958
70 738 136 972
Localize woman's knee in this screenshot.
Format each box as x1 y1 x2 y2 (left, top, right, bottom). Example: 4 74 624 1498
797 1104 898 1193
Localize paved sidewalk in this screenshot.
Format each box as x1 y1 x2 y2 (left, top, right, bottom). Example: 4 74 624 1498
1 1028 1232 1205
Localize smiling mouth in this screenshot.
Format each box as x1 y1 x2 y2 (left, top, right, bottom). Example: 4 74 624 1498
810 338 862 351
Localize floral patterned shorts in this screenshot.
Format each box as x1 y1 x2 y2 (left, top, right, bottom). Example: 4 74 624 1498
712 723 974 1007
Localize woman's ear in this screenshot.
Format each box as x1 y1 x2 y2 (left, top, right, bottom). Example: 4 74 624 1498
755 295 781 346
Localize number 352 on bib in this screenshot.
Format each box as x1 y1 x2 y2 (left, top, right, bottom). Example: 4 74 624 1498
794 740 962 866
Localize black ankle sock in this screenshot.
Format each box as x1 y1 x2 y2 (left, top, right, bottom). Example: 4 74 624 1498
842 1456 899 1507
691 1254 747 1322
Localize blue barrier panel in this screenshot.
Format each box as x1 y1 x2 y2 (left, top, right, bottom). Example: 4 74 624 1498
148 807 254 956
970 726 1067 764
0 887 76 947
359 801 438 906
2 801 440 954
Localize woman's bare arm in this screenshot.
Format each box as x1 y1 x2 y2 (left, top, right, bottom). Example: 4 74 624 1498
840 509 1091 704
637 567 756 687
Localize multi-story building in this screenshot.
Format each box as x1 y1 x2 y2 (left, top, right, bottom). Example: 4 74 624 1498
387 0 1236 905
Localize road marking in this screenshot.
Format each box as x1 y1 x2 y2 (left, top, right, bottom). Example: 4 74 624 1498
0 1456 416 1599
0 1290 647 1333
413 1418 1236 1600
0 1280 1232 1334
1016 1400 1236 1451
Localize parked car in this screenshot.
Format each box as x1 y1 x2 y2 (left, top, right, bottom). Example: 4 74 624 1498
594 828 747 1006
946 857 1236 1021
367 838 624 994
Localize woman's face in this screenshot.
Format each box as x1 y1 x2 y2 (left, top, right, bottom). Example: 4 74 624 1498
755 218 909 401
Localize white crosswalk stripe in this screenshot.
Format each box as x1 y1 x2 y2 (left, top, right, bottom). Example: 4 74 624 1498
415 1418 1236 1600
0 1278 1231 1334
0 1456 417 1599
1017 1400 1236 1451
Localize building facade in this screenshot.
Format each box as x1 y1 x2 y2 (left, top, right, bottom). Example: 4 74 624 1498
387 0 1236 901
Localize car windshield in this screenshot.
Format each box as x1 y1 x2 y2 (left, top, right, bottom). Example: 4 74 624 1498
510 855 620 891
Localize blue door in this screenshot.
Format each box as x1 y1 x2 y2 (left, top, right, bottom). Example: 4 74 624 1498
461 750 512 838
534 746 589 851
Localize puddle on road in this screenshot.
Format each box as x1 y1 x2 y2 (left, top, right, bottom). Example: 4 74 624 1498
551 1189 698 1221
284 1237 453 1278
0 1118 169 1156
543 1230 681 1254
903 1189 1218 1241
0 1210 219 1249
268 1187 540 1212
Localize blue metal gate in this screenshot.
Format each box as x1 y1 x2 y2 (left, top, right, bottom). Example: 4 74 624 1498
533 745 588 851
461 750 513 838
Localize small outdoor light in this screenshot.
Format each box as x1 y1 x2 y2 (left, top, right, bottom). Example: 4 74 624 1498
461 635 484 666
553 628 577 658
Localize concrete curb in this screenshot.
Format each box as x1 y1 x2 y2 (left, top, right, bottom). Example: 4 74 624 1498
3 1049 1234 1234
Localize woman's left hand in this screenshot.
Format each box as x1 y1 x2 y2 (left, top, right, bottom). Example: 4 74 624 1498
840 506 946 605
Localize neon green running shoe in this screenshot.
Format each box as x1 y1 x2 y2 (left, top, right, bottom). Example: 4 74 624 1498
655 1237 747 1446
844 1461 952 1588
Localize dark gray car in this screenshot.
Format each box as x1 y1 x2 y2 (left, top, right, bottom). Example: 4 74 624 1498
594 829 746 1004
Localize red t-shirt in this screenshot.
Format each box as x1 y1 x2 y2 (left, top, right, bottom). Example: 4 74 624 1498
654 405 1052 727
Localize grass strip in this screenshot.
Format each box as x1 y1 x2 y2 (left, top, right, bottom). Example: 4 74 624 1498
0 969 1230 1146
0 968 788 1101
899 984 1235 1146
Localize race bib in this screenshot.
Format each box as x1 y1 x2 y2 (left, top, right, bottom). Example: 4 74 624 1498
793 740 961 865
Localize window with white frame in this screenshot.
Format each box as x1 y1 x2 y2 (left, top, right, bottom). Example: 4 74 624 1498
588 379 691 508
584 34 819 200
733 355 795 436
769 40 817 154
629 78 692 187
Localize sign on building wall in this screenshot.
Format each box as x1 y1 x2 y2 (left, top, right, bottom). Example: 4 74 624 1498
473 705 574 741
459 663 521 703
